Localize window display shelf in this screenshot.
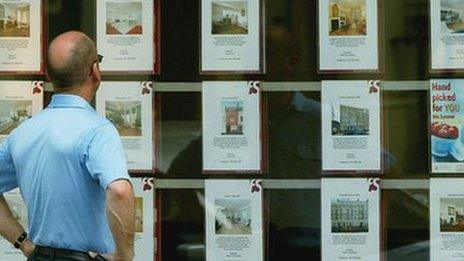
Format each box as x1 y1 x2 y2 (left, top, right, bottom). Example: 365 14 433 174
156 81 429 92
154 179 430 189
42 81 429 92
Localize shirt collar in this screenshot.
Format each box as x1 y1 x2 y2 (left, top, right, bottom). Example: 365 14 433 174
48 94 94 111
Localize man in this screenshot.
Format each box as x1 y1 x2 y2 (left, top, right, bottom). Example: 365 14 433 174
0 31 135 260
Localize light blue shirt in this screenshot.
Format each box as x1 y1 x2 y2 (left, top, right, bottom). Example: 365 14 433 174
0 94 130 253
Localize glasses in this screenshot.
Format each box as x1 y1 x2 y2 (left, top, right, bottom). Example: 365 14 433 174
89 54 103 76
96 54 103 64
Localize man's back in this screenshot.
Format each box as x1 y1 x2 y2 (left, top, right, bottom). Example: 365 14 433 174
6 94 129 253
0 31 135 260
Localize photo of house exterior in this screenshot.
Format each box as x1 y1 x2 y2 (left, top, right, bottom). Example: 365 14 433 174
222 101 244 135
440 198 464 232
332 104 369 135
331 198 369 233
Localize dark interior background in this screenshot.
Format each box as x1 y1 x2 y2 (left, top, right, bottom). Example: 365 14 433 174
0 0 435 260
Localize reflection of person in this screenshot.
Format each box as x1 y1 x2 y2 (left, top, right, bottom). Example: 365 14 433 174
0 31 135 261
164 25 323 244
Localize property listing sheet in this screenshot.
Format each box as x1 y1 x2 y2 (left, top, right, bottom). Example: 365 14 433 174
201 0 262 72
430 178 464 261
205 179 263 261
319 0 379 71
0 0 42 72
321 178 380 261
0 80 43 143
96 81 153 171
0 189 28 261
97 0 155 72
132 178 155 261
431 0 464 70
321 80 381 171
202 81 261 172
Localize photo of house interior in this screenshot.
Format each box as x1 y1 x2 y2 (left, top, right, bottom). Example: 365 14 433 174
0 100 32 135
105 101 142 136
212 1 248 34
331 198 369 233
441 0 464 34
440 198 464 232
106 2 143 35
135 197 144 233
329 0 366 36
0 3 30 37
215 198 252 235
221 100 244 135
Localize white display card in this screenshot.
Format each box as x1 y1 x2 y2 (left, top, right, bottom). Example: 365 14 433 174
202 81 261 172
319 0 379 71
205 179 263 261
0 189 28 261
431 0 464 70
321 80 381 171
97 0 155 72
430 178 464 261
0 81 43 143
321 178 381 261
96 81 153 171
132 177 155 261
0 0 42 72
201 0 262 73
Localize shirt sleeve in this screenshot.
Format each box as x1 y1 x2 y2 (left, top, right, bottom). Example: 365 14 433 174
0 139 18 195
83 123 131 190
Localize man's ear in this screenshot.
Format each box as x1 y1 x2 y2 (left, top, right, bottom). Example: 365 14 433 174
91 63 101 83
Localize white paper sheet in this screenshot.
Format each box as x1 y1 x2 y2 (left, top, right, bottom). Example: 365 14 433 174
430 79 464 173
0 81 43 143
202 81 261 172
0 0 42 72
201 0 262 72
430 178 464 261
96 81 153 171
431 0 464 70
97 0 155 72
319 0 379 71
205 179 263 261
131 178 155 261
321 80 381 171
321 178 380 261
0 189 28 261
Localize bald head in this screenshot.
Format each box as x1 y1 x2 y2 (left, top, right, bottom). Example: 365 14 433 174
47 31 98 91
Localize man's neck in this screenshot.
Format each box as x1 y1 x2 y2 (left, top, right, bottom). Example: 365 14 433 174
55 87 94 103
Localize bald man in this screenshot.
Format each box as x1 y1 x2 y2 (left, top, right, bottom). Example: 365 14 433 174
0 31 135 261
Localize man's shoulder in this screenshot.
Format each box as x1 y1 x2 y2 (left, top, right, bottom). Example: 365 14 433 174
80 117 120 145
83 110 113 127
89 118 118 136
10 108 115 142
